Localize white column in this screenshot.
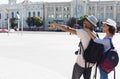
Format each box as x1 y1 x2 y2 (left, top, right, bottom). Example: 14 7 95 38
62 6 64 19
113 3 116 20
104 5 106 21
54 6 56 20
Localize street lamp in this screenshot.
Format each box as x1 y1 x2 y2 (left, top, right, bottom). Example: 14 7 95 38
16 12 20 32
75 0 78 29
98 0 101 31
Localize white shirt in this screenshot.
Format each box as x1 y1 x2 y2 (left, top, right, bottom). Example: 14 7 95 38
76 29 94 68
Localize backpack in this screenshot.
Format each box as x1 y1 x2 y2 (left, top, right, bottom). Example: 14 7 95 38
79 39 104 64
99 38 119 73
94 38 119 79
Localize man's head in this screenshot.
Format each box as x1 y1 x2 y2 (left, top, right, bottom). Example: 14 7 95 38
84 15 98 30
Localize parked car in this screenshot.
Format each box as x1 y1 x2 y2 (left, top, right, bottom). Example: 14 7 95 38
0 29 8 33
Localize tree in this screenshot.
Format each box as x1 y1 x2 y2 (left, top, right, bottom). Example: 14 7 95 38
77 14 88 27
10 18 17 29
26 16 43 28
34 16 43 27
26 17 35 28
66 17 76 28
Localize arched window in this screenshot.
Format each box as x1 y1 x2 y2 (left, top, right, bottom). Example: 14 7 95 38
0 13 1 19
33 12 35 17
38 12 40 16
12 12 14 18
28 12 31 17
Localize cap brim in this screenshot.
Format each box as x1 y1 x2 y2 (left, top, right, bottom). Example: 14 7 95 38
86 17 97 27
102 22 106 24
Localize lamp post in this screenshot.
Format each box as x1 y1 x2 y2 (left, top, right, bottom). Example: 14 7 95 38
5 9 10 35
21 8 24 34
98 0 101 31
75 0 78 29
43 2 45 31
16 12 20 34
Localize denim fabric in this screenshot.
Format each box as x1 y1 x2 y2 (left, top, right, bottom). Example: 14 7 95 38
99 67 108 79
72 63 92 79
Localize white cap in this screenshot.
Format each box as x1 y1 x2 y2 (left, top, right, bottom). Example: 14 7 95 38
86 15 98 27
103 19 117 29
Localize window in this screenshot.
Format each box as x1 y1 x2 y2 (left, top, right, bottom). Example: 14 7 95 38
106 6 113 10
58 14 62 18
100 13 104 19
48 14 54 19
117 6 120 10
38 12 40 16
56 7 58 11
12 12 14 18
48 7 54 11
64 7 69 11
0 13 1 19
28 12 31 17
33 12 35 17
58 7 62 11
106 13 113 18
64 14 69 18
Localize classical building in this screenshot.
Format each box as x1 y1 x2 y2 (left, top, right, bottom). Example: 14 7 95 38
0 0 120 31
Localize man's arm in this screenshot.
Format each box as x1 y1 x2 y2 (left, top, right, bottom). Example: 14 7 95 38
50 23 77 35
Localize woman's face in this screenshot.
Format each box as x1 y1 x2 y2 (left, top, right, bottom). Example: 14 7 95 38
102 24 109 32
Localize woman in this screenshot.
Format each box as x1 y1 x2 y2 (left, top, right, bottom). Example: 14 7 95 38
85 18 117 79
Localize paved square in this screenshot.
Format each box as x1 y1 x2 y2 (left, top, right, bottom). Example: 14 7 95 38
0 32 119 79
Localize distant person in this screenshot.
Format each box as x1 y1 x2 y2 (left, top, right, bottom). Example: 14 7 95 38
50 15 98 79
84 18 117 79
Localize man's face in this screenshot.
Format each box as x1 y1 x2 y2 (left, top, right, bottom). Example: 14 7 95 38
83 19 94 30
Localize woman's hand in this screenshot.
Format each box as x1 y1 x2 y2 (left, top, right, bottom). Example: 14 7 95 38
84 28 91 33
84 28 96 39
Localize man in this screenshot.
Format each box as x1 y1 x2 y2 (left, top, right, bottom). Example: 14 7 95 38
50 15 98 79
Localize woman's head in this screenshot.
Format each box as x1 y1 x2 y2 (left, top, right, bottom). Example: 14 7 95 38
102 19 116 35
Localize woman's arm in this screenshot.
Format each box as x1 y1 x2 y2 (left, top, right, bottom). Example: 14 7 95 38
84 28 96 40
50 23 77 35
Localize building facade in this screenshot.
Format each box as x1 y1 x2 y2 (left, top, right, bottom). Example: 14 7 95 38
0 0 120 31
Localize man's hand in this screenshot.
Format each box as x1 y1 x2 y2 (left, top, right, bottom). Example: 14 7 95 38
49 24 56 29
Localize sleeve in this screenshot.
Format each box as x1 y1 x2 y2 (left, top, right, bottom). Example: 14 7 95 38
76 29 86 39
94 38 103 44
94 38 111 52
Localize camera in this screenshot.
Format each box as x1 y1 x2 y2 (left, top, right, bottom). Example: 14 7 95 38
75 50 78 55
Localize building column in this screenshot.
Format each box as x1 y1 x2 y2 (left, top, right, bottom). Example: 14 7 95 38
104 5 106 21
113 2 116 21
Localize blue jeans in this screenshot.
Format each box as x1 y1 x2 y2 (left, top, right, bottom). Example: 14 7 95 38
99 67 108 79
72 63 92 79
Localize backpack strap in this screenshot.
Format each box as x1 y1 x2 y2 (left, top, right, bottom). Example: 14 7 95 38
93 64 98 79
109 38 115 49
79 40 90 68
108 38 116 79
78 41 84 54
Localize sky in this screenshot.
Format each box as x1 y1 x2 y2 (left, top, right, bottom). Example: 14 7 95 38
0 0 71 4
0 0 117 4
